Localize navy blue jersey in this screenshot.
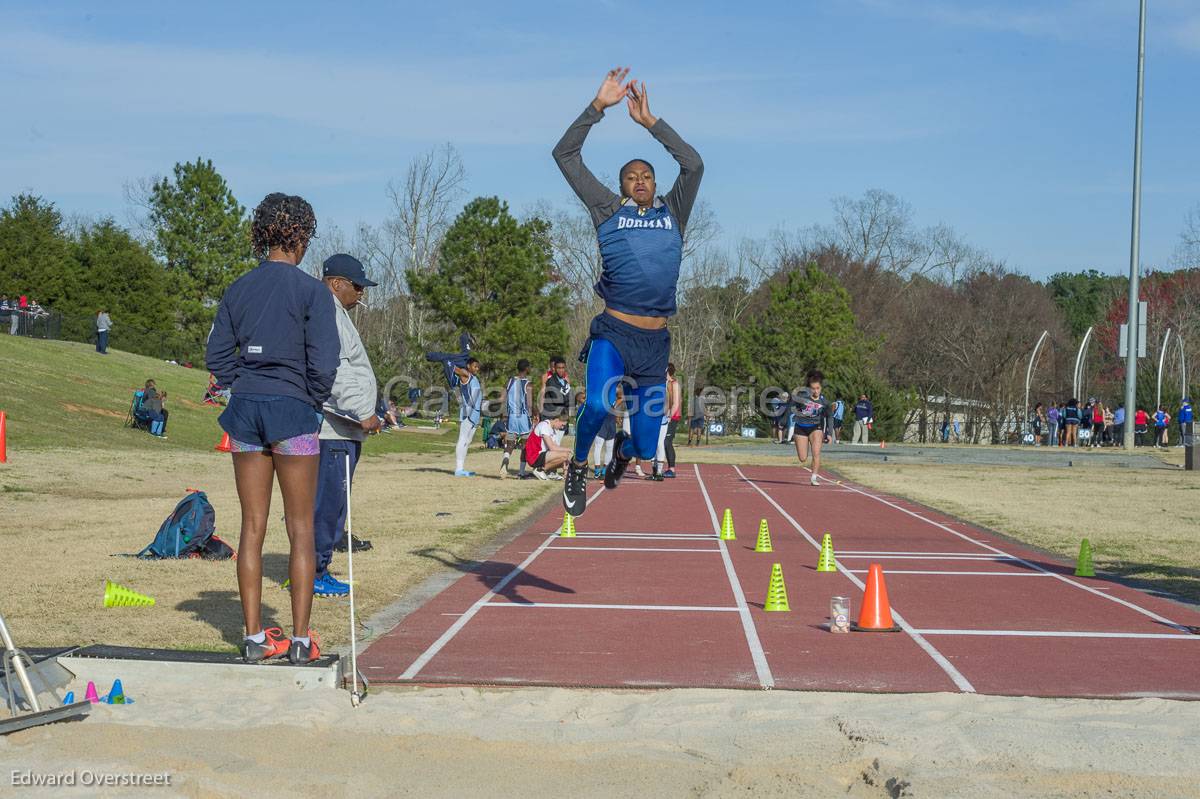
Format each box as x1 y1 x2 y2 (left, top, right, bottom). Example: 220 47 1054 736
553 104 703 318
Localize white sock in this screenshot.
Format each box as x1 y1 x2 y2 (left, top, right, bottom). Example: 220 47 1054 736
245 630 266 644
292 635 310 647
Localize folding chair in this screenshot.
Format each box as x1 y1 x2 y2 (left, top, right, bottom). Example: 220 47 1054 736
124 390 150 431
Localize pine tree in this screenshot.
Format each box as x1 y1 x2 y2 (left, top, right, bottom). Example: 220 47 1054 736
707 263 908 439
66 220 178 358
148 158 254 361
408 197 568 378
0 194 73 305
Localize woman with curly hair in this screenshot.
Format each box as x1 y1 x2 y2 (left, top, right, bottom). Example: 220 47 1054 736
206 192 339 665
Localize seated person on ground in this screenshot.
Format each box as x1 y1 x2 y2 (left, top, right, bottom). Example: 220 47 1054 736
142 379 169 438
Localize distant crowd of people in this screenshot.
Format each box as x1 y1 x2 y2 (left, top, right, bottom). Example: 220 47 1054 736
0 294 50 335
1030 397 1194 448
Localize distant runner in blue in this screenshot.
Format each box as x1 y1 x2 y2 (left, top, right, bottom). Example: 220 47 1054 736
552 67 704 516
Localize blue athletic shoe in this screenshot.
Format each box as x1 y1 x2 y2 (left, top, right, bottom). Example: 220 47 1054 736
313 573 349 597
454 469 476 477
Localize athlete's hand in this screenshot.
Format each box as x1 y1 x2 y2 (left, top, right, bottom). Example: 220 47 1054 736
626 81 658 128
592 67 632 112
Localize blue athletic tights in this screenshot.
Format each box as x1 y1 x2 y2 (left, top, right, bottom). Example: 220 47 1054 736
573 338 666 463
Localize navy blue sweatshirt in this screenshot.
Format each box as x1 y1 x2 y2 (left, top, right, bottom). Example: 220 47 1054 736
553 104 703 318
205 260 339 408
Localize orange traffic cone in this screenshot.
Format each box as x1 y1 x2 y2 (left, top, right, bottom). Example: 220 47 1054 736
0 410 7 464
852 563 900 632
215 431 232 452
880 440 887 449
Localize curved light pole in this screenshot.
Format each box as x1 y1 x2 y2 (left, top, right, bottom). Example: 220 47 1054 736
1156 328 1172 410
1025 330 1049 434
1073 326 1094 400
1156 329 1189 409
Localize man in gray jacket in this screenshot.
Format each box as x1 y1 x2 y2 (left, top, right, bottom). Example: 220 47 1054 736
312 254 380 597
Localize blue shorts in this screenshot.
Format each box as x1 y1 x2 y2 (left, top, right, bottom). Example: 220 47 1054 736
507 413 532 436
219 393 322 451
579 312 670 387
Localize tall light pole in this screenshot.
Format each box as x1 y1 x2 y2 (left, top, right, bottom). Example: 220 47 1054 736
1122 0 1147 450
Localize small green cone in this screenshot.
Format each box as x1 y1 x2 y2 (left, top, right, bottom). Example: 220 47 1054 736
560 513 576 538
720 508 736 541
1074 538 1095 577
817 533 837 573
754 520 773 553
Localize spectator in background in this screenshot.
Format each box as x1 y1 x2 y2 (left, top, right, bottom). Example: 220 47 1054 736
1079 399 1093 446
940 413 951 443
7 296 19 335
1046 403 1059 448
651 363 681 479
1154 405 1171 448
501 359 534 479
852 393 873 445
1133 407 1149 446
540 356 572 445
142 379 169 438
1102 404 1114 447
95 309 112 354
1063 398 1081 447
1113 403 1126 444
1030 402 1044 445
1090 401 1105 448
452 358 483 477
1178 398 1193 447
831 397 846 443
687 384 707 446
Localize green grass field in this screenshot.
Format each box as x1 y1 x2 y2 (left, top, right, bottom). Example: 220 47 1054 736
0 335 453 456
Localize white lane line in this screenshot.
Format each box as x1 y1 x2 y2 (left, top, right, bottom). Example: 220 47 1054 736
840 551 1008 556
482 602 739 612
844 570 1051 576
731 465 975 693
695 464 775 690
576 532 715 537
914 629 1200 640
805 470 1193 633
547 546 721 553
837 555 1015 561
399 486 605 680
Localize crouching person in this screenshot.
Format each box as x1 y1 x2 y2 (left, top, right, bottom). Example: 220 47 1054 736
524 413 572 480
314 254 380 597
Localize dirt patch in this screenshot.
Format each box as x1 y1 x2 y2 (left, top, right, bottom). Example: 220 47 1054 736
61 402 125 419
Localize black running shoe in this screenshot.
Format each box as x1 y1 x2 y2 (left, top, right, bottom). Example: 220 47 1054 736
604 431 632 489
334 534 372 553
287 632 322 665
562 459 589 516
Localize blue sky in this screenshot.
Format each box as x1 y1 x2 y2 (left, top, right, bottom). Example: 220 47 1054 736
2 0 1198 278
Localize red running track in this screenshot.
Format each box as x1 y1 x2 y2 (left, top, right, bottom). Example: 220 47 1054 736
360 463 1200 698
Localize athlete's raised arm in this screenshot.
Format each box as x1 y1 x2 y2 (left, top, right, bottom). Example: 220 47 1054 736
626 81 704 231
552 68 628 227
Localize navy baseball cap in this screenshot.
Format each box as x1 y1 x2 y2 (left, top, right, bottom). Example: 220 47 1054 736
322 254 377 287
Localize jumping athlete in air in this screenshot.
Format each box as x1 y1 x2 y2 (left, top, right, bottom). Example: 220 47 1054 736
553 67 704 516
791 370 834 486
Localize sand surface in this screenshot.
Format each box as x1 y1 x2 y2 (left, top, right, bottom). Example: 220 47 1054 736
5 678 1200 798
